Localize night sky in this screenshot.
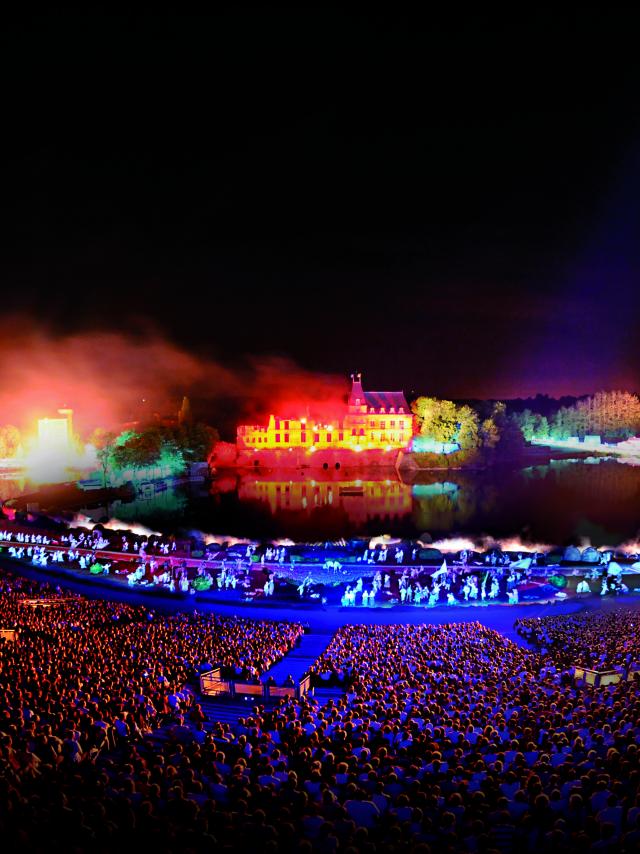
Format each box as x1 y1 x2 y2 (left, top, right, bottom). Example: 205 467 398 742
3 11 640 399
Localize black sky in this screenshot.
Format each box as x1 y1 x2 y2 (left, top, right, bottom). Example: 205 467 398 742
2 10 640 398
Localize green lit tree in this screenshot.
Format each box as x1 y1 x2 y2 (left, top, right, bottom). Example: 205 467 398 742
92 430 118 487
480 417 500 450
411 397 460 444
174 422 219 462
456 405 480 451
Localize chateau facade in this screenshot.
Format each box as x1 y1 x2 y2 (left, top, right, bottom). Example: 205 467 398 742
237 374 413 458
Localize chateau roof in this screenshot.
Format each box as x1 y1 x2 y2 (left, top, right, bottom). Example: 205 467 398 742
349 374 409 411
363 390 409 411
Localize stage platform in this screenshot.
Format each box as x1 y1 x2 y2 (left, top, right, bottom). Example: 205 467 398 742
4 552 640 640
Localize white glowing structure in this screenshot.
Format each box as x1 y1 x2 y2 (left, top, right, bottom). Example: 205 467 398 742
37 410 73 455
26 408 96 483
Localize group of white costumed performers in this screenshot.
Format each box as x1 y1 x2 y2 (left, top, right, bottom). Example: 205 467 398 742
336 556 533 608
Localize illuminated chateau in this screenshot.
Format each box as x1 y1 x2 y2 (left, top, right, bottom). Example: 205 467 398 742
237 374 413 466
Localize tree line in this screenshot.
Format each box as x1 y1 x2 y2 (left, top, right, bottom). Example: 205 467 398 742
92 422 219 485
410 397 524 464
410 390 640 464
513 391 640 442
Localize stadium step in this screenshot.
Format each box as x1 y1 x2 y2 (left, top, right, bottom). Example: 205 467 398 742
199 698 266 727
261 631 332 686
311 686 345 702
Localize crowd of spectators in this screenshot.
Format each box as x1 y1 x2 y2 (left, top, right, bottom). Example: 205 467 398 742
3 558 640 849
284 620 640 851
0 567 304 849
516 610 640 670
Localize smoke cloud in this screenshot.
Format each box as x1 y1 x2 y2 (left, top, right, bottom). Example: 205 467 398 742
0 317 348 437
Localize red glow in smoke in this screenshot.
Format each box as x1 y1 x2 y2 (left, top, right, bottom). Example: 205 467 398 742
0 319 348 436
247 357 349 422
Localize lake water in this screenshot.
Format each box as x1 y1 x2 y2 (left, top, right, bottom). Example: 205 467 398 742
4 457 638 547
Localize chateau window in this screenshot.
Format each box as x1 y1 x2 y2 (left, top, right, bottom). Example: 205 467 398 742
326 432 332 441
275 434 280 442
355 398 360 405
338 432 343 441
284 433 289 443
370 420 375 427
301 432 306 442
390 420 395 427
314 434 320 442
284 421 290 429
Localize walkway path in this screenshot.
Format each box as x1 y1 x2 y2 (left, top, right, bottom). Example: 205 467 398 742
263 630 332 686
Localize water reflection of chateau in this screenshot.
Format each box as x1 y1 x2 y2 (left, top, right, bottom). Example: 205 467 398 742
238 473 412 525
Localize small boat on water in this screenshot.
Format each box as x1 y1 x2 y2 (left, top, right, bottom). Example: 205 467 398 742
339 486 364 497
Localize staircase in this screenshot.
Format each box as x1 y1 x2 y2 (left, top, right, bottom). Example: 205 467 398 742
199 697 265 728
312 685 345 703
198 630 335 728
263 631 332 686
